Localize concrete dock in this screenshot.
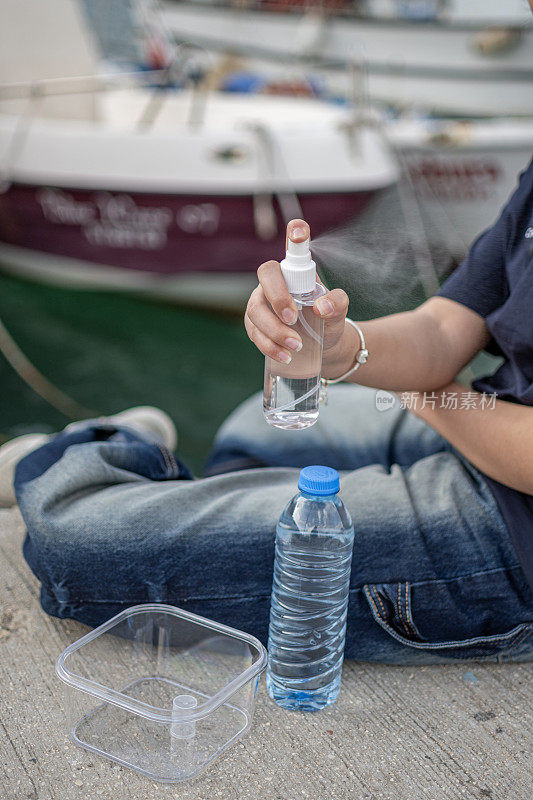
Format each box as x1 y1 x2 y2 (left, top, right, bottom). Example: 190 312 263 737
1 506 531 800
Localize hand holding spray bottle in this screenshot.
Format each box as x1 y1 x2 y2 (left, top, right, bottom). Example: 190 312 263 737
263 228 326 430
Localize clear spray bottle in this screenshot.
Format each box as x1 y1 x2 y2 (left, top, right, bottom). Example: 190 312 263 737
263 237 326 430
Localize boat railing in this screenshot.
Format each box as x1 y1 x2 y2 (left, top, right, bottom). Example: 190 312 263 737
0 69 169 190
0 52 219 189
0 69 172 102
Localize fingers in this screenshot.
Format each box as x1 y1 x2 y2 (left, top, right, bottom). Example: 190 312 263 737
248 286 303 348
314 288 350 352
245 284 302 362
244 313 294 364
286 218 310 247
314 288 349 321
256 260 298 324
247 217 322 364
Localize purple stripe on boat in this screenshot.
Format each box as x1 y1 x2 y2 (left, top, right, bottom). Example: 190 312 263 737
0 183 374 276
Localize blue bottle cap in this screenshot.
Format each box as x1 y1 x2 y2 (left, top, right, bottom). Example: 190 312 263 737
298 465 340 496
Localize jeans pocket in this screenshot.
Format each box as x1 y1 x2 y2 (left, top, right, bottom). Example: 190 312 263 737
363 579 533 662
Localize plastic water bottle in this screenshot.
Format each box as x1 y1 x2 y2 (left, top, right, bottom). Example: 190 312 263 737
267 466 354 711
263 237 326 430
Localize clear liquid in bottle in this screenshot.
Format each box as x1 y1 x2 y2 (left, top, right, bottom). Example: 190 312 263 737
263 285 326 430
267 466 354 711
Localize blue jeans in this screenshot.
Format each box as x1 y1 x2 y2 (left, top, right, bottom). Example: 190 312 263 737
16 385 533 664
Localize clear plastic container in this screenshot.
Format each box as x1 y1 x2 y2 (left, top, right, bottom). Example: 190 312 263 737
55 604 267 782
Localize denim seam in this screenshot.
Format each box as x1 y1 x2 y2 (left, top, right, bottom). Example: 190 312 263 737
166 448 179 476
366 586 385 625
42 576 526 607
506 624 533 654
363 584 530 652
156 444 173 477
405 581 417 636
42 590 272 604
403 581 418 637
397 582 412 637
371 584 387 618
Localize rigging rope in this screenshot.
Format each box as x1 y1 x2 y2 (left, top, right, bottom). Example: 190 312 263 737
0 313 97 421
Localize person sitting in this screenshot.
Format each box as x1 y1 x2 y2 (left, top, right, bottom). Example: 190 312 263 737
1 161 533 664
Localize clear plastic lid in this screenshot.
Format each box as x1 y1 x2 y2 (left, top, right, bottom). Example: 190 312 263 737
56 604 267 724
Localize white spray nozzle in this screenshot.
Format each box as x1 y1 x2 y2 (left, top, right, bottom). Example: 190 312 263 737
287 237 311 257
281 237 316 295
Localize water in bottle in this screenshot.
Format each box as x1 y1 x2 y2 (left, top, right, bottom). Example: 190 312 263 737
263 237 326 430
267 466 354 711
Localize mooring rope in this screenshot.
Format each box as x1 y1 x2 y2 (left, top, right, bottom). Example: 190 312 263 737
0 313 97 422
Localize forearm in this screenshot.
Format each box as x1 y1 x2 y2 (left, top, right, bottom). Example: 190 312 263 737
413 382 533 494
323 307 461 391
322 298 489 392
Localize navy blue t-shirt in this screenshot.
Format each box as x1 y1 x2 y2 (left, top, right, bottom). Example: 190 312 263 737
437 157 533 591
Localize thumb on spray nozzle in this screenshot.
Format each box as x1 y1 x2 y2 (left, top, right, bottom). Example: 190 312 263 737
286 219 311 249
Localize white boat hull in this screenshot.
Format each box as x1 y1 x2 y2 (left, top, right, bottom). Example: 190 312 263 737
162 2 533 116
389 118 533 258
0 91 397 309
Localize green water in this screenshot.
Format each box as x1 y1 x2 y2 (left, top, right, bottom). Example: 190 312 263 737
0 274 263 474
0 264 497 477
